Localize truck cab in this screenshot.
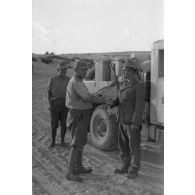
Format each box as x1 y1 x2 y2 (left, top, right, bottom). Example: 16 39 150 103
83 40 164 154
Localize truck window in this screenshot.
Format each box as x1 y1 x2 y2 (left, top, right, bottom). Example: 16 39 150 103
85 68 95 80
102 61 111 81
158 49 164 78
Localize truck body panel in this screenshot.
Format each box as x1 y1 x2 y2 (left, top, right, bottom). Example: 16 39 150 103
150 40 164 126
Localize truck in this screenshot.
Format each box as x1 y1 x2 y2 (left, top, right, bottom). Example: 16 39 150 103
83 40 164 152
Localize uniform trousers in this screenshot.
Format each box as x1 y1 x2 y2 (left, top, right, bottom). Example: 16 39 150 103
50 98 68 141
118 122 142 173
67 108 93 151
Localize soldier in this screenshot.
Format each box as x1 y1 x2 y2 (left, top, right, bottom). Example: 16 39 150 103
66 60 112 182
47 60 70 148
112 61 145 179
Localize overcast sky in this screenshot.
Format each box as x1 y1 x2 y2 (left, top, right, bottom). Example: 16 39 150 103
32 0 163 54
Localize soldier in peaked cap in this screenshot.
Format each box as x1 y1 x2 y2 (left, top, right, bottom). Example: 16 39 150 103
111 60 145 179
65 60 113 182
47 60 71 148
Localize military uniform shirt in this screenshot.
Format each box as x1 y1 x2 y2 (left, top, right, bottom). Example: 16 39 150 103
117 77 145 125
47 75 70 99
66 77 93 110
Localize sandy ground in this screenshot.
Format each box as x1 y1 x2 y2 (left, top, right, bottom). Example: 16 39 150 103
32 61 164 195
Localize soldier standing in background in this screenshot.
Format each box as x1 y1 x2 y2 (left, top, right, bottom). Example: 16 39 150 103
47 60 70 148
66 60 112 182
112 61 145 179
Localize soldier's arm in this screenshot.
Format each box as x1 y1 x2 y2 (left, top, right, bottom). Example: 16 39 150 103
131 83 146 126
73 81 107 104
109 63 120 90
89 94 108 104
110 98 119 108
47 78 53 109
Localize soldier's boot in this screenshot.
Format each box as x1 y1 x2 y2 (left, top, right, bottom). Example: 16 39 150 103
60 127 67 147
66 147 83 182
127 166 138 179
114 158 130 174
50 128 57 147
127 172 138 179
75 151 92 174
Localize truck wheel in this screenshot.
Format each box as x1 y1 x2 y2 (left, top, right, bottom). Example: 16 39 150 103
90 105 118 151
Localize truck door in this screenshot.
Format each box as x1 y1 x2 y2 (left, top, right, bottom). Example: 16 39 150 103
150 40 164 126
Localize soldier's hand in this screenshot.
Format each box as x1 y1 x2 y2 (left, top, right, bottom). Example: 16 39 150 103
48 106 53 112
105 99 113 106
131 124 139 131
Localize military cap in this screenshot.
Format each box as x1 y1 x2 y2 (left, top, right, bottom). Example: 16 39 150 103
140 60 151 73
73 60 88 70
57 60 71 70
122 60 138 72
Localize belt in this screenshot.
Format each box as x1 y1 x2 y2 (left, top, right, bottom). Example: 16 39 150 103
51 98 65 100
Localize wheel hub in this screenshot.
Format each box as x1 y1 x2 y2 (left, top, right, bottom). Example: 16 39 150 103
94 116 107 138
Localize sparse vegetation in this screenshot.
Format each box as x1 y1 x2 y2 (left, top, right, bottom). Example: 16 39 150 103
41 57 53 64
32 64 34 74
32 51 151 67
32 56 37 62
32 55 163 194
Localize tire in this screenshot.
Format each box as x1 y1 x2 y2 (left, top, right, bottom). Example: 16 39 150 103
90 105 118 151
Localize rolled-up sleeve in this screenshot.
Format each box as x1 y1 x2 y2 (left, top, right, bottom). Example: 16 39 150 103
132 83 146 125
47 78 52 93
72 81 91 101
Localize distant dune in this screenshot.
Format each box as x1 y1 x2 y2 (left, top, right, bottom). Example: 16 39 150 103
33 51 150 63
